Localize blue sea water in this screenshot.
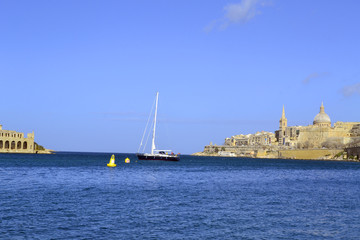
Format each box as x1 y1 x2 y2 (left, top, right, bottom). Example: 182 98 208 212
0 152 360 240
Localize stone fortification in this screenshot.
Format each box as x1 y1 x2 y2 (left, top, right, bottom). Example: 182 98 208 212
278 149 343 160
0 124 35 153
296 122 357 149
195 143 279 159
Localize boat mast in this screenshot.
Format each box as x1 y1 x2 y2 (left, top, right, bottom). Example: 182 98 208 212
151 92 159 155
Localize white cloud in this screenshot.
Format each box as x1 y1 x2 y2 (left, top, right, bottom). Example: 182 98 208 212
205 0 266 31
341 83 360 97
302 72 329 84
224 0 259 23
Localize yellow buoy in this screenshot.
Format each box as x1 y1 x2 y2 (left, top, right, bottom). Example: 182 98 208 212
125 157 130 163
107 154 117 167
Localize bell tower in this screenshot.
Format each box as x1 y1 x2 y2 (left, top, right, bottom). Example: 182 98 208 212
279 105 287 145
279 105 287 130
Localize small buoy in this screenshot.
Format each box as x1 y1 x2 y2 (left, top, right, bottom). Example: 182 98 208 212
107 154 117 167
125 158 130 163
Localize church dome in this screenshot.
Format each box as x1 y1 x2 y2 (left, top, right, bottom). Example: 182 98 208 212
313 102 331 125
313 112 331 124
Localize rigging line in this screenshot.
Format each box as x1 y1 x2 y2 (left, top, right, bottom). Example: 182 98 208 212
138 97 156 153
142 117 154 153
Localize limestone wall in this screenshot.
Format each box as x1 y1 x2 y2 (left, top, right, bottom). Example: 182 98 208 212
0 128 35 153
278 149 342 160
296 124 355 148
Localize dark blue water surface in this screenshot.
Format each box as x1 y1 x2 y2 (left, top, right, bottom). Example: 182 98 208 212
1 152 360 239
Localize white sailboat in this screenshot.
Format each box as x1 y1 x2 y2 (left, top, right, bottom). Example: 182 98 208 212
136 92 179 161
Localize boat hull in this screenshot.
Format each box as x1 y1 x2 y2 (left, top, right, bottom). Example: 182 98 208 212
136 153 180 161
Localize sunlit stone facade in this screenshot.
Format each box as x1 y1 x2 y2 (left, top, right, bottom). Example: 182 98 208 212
276 103 360 148
0 124 35 153
224 102 360 150
225 131 276 147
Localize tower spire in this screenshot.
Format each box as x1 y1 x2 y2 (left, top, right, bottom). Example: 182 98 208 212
279 105 288 145
320 102 325 113
282 105 286 118
279 105 287 130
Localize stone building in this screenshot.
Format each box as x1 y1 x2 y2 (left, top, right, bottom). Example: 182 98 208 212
249 131 276 145
0 124 35 153
225 134 252 146
225 131 275 147
275 110 300 147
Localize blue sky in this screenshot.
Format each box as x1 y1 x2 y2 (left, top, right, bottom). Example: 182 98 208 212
1 0 359 154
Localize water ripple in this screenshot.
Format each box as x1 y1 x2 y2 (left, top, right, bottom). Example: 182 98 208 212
0 153 360 239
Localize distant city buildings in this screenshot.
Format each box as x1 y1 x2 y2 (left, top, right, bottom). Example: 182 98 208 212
225 131 275 147
223 102 360 150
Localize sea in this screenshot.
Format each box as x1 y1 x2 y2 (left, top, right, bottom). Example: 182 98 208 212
1 152 360 240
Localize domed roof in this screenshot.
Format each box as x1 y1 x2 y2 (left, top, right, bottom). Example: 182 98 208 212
313 102 331 124
313 113 331 123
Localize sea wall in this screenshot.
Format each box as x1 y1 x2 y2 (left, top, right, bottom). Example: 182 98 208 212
278 149 343 160
195 144 348 160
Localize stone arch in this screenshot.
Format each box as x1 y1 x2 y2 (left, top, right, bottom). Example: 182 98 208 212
11 141 16 149
5 141 9 149
0 140 3 149
17 141 22 149
23 141 28 149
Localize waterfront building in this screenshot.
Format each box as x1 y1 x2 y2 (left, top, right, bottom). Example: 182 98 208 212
0 124 35 153
249 131 275 145
225 132 275 147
